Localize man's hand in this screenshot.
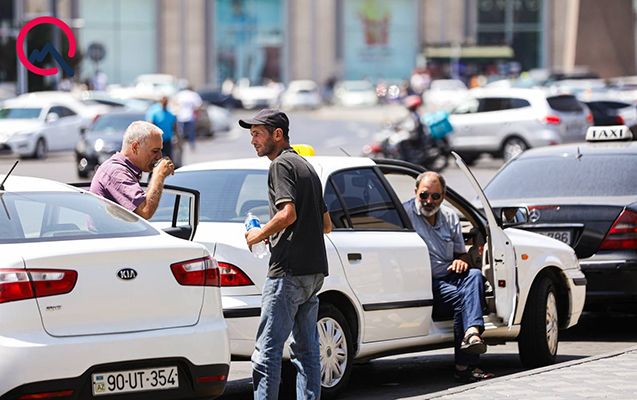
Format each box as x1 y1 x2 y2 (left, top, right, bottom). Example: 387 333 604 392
245 228 265 251
448 258 469 274
154 157 175 178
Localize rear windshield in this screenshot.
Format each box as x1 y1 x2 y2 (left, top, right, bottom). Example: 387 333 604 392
91 114 144 133
484 155 637 199
164 169 270 223
546 96 583 112
0 192 157 243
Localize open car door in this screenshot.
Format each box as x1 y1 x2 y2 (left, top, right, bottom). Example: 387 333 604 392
69 183 199 241
451 152 518 326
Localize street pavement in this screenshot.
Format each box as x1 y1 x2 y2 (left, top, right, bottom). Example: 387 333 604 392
427 346 637 400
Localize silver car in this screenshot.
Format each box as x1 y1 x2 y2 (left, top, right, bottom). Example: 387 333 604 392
448 88 592 164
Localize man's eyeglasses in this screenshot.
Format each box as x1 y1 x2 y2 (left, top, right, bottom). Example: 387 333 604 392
419 191 442 201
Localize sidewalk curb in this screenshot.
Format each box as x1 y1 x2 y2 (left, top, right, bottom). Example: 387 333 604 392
422 345 637 399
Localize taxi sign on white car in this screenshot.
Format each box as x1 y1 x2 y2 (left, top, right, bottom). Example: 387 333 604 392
585 125 633 141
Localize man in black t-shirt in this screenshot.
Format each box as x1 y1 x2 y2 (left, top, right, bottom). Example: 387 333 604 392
240 108 331 400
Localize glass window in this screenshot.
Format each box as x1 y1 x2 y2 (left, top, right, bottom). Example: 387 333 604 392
0 192 157 243
163 170 270 223
508 98 531 109
514 0 542 23
484 155 637 199
90 113 145 133
478 98 505 113
0 108 42 119
452 98 480 115
478 0 506 24
330 168 404 230
547 96 583 112
324 180 350 229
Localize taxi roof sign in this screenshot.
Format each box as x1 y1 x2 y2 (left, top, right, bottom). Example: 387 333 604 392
292 144 316 156
585 125 633 142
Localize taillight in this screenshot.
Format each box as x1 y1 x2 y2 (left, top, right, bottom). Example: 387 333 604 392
0 269 77 304
18 390 74 399
616 115 625 125
587 112 594 123
217 262 254 286
542 115 561 125
599 209 637 250
171 256 220 287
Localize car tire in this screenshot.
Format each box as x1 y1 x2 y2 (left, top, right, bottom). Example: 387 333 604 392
518 277 559 368
501 137 528 161
32 138 47 160
279 303 354 399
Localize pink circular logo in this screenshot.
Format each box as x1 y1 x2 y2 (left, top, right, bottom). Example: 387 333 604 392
16 16 76 76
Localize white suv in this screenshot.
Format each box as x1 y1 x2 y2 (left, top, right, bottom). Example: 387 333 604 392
163 153 586 399
448 88 593 163
0 176 229 400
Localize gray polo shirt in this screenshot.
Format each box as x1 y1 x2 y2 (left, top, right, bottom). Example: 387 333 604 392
403 199 466 279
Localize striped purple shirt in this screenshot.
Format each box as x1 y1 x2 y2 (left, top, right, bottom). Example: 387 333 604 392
89 153 145 212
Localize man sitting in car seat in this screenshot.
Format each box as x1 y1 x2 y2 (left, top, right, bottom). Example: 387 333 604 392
403 171 495 383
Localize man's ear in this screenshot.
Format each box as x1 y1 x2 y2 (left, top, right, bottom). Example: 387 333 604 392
131 141 139 155
274 128 283 141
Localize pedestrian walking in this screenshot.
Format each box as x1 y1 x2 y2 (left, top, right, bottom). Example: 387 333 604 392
90 121 174 219
146 96 178 160
240 109 332 400
175 86 203 150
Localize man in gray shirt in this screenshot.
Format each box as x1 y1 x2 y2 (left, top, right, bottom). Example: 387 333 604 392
403 171 494 383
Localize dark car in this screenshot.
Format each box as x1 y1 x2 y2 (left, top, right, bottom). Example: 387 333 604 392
584 100 637 133
482 125 637 310
197 88 242 109
75 110 182 179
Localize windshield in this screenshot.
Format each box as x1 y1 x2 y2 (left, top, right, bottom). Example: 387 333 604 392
91 114 143 133
163 169 269 223
0 192 157 243
0 108 42 119
485 155 637 199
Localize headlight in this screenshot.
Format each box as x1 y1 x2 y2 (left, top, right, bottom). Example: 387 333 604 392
94 138 104 152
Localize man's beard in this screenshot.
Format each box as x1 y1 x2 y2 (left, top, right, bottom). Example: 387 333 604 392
418 200 440 217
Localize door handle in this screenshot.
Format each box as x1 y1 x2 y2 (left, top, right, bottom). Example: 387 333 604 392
495 258 504 263
348 253 362 262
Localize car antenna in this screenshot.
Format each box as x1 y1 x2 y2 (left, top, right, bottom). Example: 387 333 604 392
0 160 19 191
575 146 582 160
340 148 351 157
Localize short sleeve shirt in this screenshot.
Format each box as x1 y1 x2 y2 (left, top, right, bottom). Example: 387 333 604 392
89 153 146 212
145 103 176 141
403 199 466 279
267 147 329 278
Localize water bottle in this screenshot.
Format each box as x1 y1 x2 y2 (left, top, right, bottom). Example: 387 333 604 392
244 213 269 259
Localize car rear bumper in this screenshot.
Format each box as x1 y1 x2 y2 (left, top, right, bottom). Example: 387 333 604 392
580 259 637 305
0 358 228 400
223 295 261 359
0 320 230 398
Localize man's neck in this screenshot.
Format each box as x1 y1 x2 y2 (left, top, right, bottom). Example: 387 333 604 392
424 214 436 226
267 143 291 161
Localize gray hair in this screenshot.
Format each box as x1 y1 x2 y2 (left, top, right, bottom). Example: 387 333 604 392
122 121 163 149
415 171 447 193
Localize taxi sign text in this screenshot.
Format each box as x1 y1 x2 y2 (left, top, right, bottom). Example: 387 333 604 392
585 125 633 142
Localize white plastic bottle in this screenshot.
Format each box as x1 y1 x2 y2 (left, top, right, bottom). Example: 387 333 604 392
244 212 269 259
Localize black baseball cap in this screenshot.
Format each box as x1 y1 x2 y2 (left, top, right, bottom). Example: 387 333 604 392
238 108 289 133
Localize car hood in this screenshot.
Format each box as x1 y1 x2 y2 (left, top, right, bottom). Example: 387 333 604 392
0 120 43 142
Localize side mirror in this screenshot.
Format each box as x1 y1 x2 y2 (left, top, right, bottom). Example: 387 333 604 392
501 207 529 228
46 112 60 123
80 126 87 136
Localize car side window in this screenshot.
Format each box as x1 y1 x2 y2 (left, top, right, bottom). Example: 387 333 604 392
324 180 350 229
508 98 531 109
329 168 404 230
478 98 505 113
451 98 479 114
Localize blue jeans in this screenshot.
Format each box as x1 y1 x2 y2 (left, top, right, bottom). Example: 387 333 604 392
180 120 195 149
433 268 485 366
252 274 324 400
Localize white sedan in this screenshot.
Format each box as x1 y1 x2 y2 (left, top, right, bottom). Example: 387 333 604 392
161 153 586 398
0 175 230 399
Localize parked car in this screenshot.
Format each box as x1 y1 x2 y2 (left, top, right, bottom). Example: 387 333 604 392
75 110 183 179
159 153 586 398
448 88 593 164
198 88 242 109
133 74 186 98
280 80 322 110
423 79 470 112
584 100 637 132
232 80 282 110
0 98 86 159
333 80 378 107
15 91 110 122
206 104 232 133
607 76 637 105
0 175 229 400
483 125 636 310
77 91 150 112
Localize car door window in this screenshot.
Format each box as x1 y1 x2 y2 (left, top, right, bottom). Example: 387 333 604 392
329 168 404 230
478 98 505 113
451 98 479 114
324 180 350 229
508 98 531 109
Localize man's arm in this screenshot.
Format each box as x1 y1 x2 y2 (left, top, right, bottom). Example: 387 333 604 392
448 252 470 274
245 202 296 247
323 211 332 234
133 159 174 219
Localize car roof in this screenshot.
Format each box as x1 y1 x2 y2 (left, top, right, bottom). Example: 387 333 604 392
177 156 376 177
2 98 55 107
512 140 637 160
0 175 80 193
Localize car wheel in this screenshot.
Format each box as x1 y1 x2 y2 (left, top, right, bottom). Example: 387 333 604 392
33 138 47 159
518 277 559 368
279 302 354 399
502 137 528 161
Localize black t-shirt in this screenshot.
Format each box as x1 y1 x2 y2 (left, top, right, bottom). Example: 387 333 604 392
267 147 329 278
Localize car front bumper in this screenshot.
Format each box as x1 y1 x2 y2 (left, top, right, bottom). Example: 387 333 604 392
579 258 637 306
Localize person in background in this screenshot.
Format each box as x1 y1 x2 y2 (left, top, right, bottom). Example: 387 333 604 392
146 96 178 161
90 121 174 219
175 86 203 150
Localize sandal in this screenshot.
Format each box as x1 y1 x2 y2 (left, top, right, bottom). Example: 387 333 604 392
454 366 495 383
460 332 487 354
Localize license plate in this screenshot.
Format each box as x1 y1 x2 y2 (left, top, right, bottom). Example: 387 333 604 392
539 230 572 245
92 366 178 396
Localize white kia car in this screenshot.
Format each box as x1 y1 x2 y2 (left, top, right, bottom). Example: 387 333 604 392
162 153 586 398
0 174 230 400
